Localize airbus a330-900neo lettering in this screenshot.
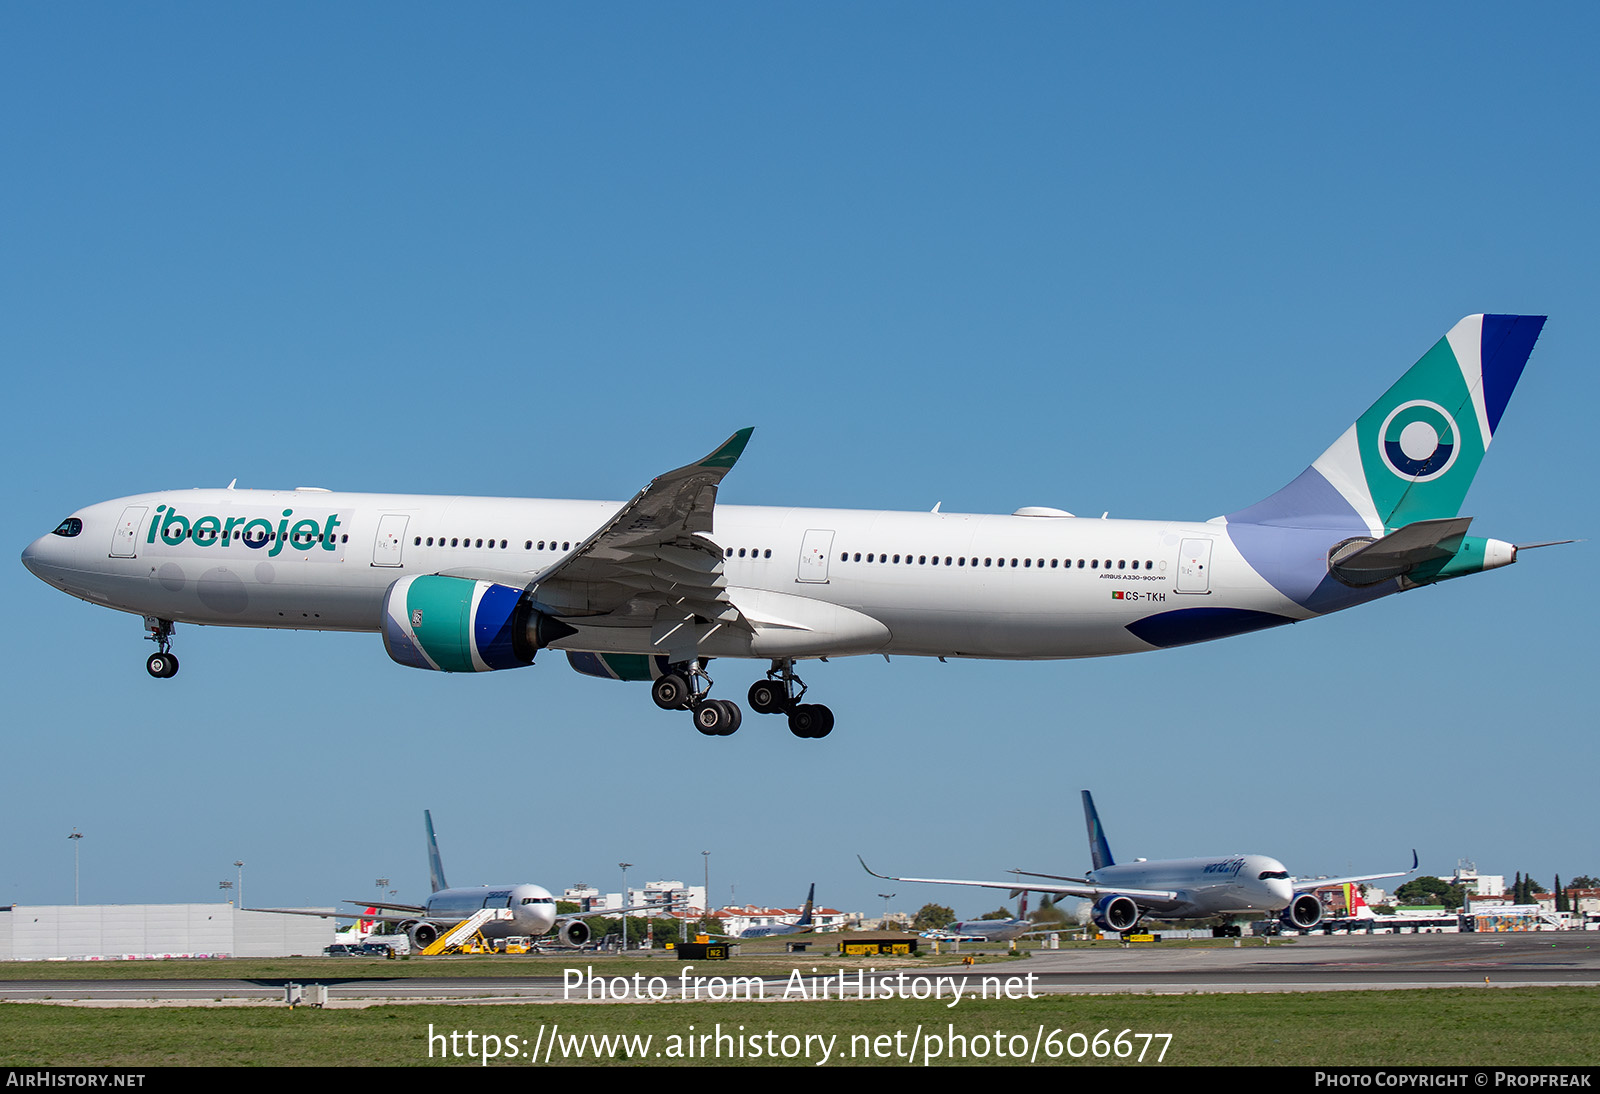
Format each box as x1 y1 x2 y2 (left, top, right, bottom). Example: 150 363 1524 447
23 315 1551 740
862 791 1417 934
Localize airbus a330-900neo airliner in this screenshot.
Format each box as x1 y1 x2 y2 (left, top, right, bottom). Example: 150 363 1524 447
23 315 1550 739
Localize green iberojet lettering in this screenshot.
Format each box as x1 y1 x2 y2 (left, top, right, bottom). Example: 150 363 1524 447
147 504 343 558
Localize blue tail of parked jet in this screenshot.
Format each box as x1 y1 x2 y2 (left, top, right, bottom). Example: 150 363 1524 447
1082 791 1114 871
425 809 449 894
797 883 816 926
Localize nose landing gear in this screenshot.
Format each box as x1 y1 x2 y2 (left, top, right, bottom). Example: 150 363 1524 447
144 617 179 678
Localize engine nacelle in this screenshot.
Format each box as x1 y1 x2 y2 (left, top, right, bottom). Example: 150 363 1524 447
409 921 440 950
382 575 575 672
559 919 591 948
1092 894 1141 933
1280 893 1323 931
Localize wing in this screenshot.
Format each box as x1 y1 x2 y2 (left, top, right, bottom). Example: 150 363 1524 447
1009 869 1093 885
858 856 1178 903
252 906 421 924
443 428 756 659
555 897 687 926
1292 850 1418 893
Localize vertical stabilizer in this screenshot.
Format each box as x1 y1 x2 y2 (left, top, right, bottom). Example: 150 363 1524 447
424 809 449 894
796 883 816 926
1082 791 1114 871
1229 315 1546 533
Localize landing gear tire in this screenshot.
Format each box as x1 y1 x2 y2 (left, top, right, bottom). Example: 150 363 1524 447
788 703 833 738
652 673 693 711
693 699 741 736
146 653 178 679
810 704 833 738
747 680 786 715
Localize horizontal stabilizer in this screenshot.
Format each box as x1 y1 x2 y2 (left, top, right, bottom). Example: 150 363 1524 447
1329 517 1472 586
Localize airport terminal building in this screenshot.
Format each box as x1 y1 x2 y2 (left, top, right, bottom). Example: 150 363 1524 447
0 904 335 961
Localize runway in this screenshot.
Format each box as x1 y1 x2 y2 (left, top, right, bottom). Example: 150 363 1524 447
3 933 1596 1006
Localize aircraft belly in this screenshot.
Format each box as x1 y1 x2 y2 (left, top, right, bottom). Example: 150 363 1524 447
65 554 386 631
874 607 1154 659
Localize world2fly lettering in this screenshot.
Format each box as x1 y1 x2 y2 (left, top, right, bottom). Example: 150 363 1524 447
23 315 1554 739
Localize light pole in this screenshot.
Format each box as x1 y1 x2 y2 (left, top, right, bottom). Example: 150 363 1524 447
618 862 632 952
68 829 83 905
234 861 245 910
701 850 710 934
219 880 234 904
879 893 896 929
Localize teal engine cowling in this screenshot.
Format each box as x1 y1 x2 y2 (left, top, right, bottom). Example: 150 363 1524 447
382 575 575 672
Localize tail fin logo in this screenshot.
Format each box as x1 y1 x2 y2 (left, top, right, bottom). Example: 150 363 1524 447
1379 401 1459 482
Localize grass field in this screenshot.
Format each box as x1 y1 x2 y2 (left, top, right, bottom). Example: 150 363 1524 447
3 988 1596 1066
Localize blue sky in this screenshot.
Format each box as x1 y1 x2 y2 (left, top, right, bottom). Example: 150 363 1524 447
4 4 1596 919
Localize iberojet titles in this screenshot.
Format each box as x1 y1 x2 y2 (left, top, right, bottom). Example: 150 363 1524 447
147 503 346 559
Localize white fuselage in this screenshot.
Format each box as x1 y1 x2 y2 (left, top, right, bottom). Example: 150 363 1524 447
1093 854 1295 919
22 486 1315 662
944 917 1033 941
421 883 560 939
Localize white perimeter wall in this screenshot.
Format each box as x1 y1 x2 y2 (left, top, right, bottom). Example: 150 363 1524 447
0 904 335 960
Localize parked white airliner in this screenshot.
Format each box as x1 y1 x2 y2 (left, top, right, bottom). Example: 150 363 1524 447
22 315 1549 739
862 791 1417 934
265 810 668 950
938 893 1039 943
736 884 821 939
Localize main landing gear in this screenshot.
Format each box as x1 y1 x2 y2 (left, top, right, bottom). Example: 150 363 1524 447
651 660 742 737
649 658 835 738
748 659 834 739
144 616 179 679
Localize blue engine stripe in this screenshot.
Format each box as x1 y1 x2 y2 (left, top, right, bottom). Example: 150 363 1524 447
473 583 525 670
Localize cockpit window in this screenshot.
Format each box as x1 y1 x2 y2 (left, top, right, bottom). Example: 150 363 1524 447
51 518 82 538
1258 870 1290 880
522 896 554 905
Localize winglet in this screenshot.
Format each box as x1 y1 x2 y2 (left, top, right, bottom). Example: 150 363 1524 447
858 854 891 880
698 427 755 470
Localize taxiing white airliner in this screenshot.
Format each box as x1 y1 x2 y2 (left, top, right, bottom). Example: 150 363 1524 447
22 315 1550 739
862 791 1417 934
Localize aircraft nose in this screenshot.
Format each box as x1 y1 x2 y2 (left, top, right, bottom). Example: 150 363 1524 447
22 533 73 590
21 536 52 580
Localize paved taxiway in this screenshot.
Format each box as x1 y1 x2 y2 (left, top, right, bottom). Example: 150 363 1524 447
3 933 1596 1006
